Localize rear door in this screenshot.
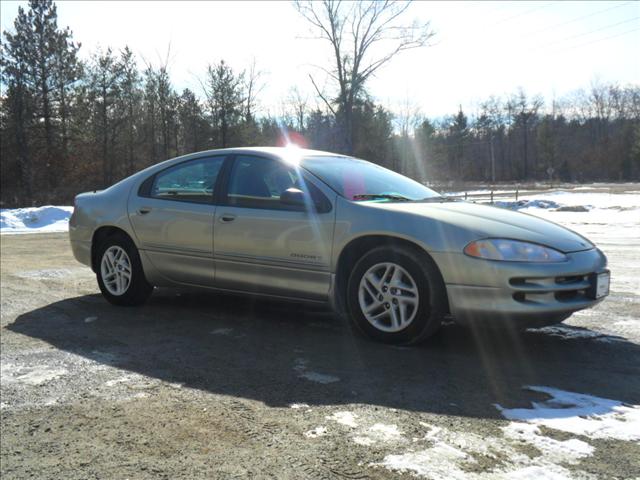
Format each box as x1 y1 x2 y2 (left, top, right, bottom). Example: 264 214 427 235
213 154 335 300
128 155 227 286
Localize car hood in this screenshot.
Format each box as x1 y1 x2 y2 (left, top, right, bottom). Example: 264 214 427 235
368 200 594 253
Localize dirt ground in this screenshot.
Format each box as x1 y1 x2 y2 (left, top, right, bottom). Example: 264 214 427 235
1 231 639 479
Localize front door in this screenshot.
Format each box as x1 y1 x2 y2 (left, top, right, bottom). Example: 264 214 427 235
213 154 335 300
128 155 226 286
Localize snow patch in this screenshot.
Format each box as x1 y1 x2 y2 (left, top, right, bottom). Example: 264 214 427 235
374 420 593 479
210 328 234 336
526 324 622 343
496 386 640 442
502 422 594 464
1 206 73 234
1 363 68 386
353 423 405 445
326 411 358 428
294 358 340 384
494 199 564 210
376 442 469 479
16 269 76 279
503 466 577 480
304 426 327 438
84 316 97 323
289 403 310 409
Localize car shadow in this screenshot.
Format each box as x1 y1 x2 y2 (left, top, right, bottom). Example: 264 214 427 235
8 290 640 420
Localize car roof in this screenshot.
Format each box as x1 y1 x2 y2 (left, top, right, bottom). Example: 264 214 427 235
185 146 348 159
122 146 354 186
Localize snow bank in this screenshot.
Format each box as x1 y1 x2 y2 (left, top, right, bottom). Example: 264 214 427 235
0 206 73 234
496 386 640 442
493 190 639 212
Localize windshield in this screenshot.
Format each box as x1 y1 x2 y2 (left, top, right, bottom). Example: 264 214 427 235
301 155 440 201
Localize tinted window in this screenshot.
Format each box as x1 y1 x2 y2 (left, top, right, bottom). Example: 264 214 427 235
226 155 330 211
302 155 439 201
151 157 224 203
227 156 301 209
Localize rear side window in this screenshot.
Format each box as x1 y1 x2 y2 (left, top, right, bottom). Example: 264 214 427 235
148 157 225 204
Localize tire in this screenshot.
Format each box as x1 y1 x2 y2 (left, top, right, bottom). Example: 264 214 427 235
96 232 153 306
346 245 447 345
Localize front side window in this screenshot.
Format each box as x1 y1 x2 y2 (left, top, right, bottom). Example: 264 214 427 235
226 155 303 209
150 157 225 203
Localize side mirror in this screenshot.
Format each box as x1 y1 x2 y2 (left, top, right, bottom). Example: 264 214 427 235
280 187 306 207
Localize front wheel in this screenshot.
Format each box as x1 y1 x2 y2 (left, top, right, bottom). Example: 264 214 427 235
96 233 153 306
346 246 447 344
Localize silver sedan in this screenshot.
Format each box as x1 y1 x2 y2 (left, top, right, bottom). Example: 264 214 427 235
69 147 609 344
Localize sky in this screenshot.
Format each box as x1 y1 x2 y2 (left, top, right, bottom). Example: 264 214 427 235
1 0 639 119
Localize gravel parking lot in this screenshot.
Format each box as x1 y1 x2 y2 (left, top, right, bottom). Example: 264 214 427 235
1 219 639 478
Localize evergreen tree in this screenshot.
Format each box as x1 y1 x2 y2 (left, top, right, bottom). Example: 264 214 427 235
2 0 80 199
204 60 245 148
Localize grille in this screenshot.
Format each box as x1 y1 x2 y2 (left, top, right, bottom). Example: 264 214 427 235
510 274 591 303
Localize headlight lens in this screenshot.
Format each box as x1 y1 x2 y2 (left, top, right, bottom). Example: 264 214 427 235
464 239 567 262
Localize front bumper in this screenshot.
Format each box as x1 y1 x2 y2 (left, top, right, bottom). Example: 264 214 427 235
434 248 608 325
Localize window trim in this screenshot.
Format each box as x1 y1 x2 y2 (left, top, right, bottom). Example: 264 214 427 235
138 155 230 205
219 154 332 214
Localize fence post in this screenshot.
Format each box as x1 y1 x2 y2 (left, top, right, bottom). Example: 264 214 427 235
490 190 494 204
515 187 519 202
465 191 468 201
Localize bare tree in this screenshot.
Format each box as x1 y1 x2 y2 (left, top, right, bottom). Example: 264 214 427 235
294 0 433 153
244 58 265 122
394 95 421 138
287 87 309 131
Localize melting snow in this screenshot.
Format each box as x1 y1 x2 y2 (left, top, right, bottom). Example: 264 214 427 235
293 358 340 384
210 328 234 336
16 269 77 279
1 206 73 234
526 324 623 343
502 422 594 464
353 423 405 446
496 386 640 442
304 426 327 438
1 363 68 386
326 411 358 428
373 420 593 480
377 442 469 479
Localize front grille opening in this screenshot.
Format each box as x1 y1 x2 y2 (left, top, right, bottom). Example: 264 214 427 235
513 292 526 302
555 290 584 301
556 275 585 285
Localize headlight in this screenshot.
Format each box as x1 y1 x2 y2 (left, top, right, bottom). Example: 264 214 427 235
463 239 567 262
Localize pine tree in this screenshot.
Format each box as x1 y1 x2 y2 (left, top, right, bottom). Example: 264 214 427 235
2 0 80 199
204 60 245 148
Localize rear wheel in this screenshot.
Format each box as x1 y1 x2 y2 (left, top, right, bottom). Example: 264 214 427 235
346 246 447 344
96 233 153 306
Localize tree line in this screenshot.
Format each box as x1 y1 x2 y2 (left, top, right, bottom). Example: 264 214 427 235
1 0 638 207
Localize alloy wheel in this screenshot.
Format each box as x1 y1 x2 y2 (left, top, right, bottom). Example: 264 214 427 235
358 262 420 332
100 245 132 296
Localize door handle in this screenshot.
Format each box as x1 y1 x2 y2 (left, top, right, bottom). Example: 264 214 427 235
220 214 236 223
138 207 152 215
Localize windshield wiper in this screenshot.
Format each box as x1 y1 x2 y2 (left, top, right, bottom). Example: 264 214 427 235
419 195 458 203
352 193 413 202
